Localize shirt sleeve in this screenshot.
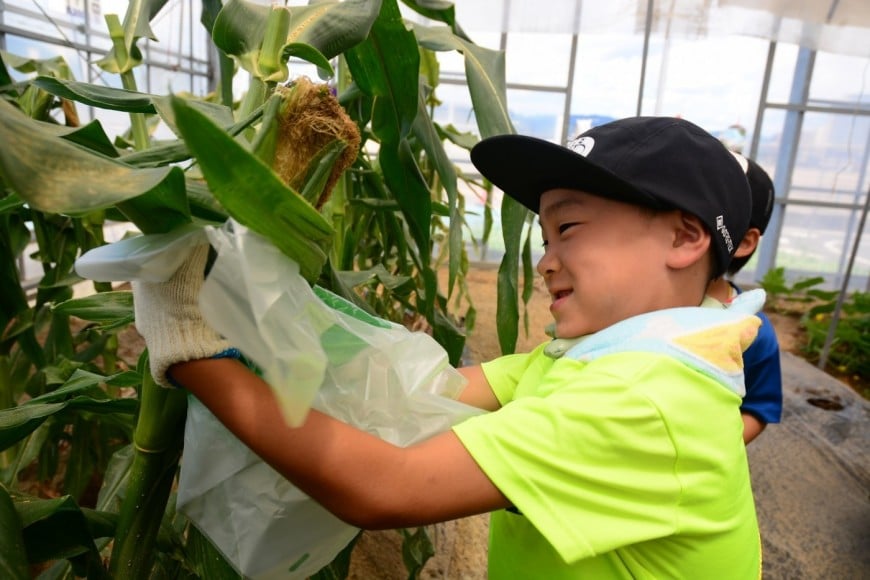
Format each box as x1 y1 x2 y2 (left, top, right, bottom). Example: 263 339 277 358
453 352 687 564
480 343 549 406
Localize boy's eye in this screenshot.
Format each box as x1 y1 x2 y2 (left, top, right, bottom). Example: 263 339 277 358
558 222 579 234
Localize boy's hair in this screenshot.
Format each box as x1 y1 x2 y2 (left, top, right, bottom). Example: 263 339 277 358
727 157 775 276
470 117 751 278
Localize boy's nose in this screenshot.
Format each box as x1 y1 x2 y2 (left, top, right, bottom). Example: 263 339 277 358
536 251 559 277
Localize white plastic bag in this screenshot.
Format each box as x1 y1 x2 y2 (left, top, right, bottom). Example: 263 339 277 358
75 221 482 578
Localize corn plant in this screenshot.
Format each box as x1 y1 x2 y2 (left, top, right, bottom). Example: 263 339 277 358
0 0 526 577
760 267 869 395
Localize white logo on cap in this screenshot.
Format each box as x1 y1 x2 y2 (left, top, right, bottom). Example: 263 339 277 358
716 215 734 253
568 136 595 157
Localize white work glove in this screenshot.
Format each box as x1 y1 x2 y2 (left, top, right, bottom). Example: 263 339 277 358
132 244 234 388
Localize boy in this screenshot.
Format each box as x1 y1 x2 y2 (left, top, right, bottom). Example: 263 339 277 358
133 116 763 578
712 155 783 443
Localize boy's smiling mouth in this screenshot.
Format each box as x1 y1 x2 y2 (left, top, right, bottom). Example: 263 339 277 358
550 288 573 308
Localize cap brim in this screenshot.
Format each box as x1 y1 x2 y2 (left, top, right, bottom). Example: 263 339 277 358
470 134 663 213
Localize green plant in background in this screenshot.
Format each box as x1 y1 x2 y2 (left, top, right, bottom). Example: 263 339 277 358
0 0 528 577
759 267 868 397
803 291 870 394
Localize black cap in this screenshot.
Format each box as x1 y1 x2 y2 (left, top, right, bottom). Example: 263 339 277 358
745 158 774 234
470 116 752 277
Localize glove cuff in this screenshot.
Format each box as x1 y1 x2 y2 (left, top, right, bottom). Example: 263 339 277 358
148 316 230 388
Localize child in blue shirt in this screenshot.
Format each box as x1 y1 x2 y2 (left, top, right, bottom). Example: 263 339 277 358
708 155 783 443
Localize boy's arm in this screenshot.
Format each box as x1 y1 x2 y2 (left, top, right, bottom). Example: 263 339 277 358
133 244 509 527
171 357 511 529
741 412 766 444
457 365 501 410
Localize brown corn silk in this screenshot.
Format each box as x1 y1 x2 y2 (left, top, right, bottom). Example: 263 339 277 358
272 77 361 209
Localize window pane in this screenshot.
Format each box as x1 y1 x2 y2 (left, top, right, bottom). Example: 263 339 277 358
790 112 868 206
570 34 643 120
640 35 769 134
150 67 191 94
773 206 870 292
809 51 870 104
432 83 478 134
505 33 573 87
508 88 565 141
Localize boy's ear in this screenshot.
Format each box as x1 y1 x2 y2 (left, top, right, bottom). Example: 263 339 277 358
734 228 761 259
666 212 711 271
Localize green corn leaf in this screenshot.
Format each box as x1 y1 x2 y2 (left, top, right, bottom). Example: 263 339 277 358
213 0 380 79
170 95 334 282
299 140 349 205
0 52 14 92
346 0 431 280
283 43 334 78
0 484 28 580
52 292 134 330
0 99 189 232
413 24 513 139
414 23 522 353
258 6 292 82
1 51 73 79
32 78 236 139
286 0 382 60
150 94 235 137
333 264 413 294
0 395 138 452
96 0 169 74
32 77 156 113
49 120 119 158
497 198 527 354
11 492 102 564
0 195 25 215
411 88 461 294
399 0 471 41
185 525 245 579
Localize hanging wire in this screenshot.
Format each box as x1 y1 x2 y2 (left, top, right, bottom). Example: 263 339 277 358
27 0 114 87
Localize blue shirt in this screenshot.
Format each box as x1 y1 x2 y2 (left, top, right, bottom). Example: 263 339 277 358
732 283 783 424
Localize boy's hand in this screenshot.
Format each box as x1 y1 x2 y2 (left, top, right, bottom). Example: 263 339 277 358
132 244 231 388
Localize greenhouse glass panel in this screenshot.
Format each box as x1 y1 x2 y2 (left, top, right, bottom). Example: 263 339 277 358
193 74 209 96
809 51 870 103
505 33 573 87
88 31 113 53
507 88 565 141
790 112 869 206
638 35 769 136
432 83 479 134
150 66 192 95
775 205 870 291
570 33 645 122
98 0 129 21
754 108 787 166
150 4 191 58
5 0 82 29
3 11 66 40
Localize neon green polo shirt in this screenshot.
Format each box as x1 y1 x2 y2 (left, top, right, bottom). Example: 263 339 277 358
452 343 761 579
